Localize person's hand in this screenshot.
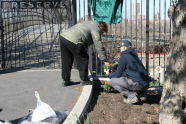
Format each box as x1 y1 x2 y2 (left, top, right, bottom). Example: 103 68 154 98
104 62 110 68
104 70 110 75
103 61 110 75
101 80 111 85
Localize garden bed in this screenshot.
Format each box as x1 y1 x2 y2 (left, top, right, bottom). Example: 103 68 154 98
85 84 161 124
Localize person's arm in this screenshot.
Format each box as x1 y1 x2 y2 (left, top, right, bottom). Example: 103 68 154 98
91 30 106 60
109 55 126 78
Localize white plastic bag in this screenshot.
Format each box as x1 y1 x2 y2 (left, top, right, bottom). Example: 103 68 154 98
19 111 67 124
31 91 56 122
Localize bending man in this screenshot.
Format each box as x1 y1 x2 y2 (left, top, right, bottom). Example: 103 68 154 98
60 21 108 87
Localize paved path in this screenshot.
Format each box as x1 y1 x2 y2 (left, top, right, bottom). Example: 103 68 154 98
0 69 82 122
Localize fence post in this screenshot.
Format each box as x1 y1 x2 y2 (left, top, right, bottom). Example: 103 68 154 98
71 0 77 25
87 0 93 74
146 0 149 73
0 6 5 69
88 0 91 20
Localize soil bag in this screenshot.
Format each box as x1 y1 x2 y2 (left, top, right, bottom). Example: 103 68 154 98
31 91 56 122
18 91 67 124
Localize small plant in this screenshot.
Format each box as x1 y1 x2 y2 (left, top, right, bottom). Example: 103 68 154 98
103 84 111 92
83 114 93 124
66 112 93 124
150 81 164 87
100 80 112 92
91 71 96 76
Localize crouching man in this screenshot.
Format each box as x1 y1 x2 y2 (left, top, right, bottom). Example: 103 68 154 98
109 40 150 104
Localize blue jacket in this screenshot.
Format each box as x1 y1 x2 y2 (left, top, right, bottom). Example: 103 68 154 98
109 48 150 82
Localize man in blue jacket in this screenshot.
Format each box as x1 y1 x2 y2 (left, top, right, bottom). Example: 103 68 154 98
109 40 150 104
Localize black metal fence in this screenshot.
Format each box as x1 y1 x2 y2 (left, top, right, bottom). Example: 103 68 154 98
76 0 172 84
0 0 72 70
0 0 172 83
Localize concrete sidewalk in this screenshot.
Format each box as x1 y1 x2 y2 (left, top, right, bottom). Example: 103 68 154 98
0 69 82 122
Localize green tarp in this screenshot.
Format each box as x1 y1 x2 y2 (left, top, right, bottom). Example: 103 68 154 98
91 0 123 24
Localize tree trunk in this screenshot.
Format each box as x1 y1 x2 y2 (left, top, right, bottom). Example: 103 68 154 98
159 1 186 124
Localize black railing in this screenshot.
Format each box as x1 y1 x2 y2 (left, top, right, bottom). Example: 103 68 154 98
76 0 172 85
0 0 72 70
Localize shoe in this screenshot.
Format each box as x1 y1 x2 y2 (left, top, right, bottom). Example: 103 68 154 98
123 93 139 104
62 81 74 87
139 92 147 102
80 81 92 86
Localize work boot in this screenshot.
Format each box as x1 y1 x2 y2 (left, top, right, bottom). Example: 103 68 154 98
123 93 139 104
80 80 92 86
139 92 147 102
62 81 74 87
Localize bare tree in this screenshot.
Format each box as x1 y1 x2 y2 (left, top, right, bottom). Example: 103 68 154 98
159 0 186 124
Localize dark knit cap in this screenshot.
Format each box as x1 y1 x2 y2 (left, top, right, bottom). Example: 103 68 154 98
120 40 132 47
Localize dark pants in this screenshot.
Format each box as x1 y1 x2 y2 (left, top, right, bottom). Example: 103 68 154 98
110 77 149 97
60 36 89 81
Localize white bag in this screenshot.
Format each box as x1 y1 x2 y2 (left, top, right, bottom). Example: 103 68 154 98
31 91 56 122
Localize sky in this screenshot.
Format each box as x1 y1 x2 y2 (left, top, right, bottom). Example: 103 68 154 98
76 0 172 20
138 0 171 19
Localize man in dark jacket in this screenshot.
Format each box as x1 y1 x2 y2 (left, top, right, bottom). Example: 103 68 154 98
109 40 149 104
60 21 108 87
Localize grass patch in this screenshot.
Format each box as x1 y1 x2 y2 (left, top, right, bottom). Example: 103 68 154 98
149 81 164 87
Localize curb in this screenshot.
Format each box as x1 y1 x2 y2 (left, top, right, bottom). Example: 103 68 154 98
63 85 93 124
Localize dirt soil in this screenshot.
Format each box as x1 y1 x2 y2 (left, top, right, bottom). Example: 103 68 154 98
85 85 161 124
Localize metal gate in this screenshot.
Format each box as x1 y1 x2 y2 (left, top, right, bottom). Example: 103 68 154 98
0 0 72 70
